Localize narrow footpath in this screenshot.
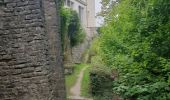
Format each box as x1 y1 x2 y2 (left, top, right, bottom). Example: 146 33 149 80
68 66 91 100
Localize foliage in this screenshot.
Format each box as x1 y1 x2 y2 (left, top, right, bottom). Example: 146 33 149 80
89 65 113 100
89 41 113 99
61 7 85 48
94 0 170 99
98 0 119 22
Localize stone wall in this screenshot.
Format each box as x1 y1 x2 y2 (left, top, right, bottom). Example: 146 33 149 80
71 39 89 64
71 27 97 64
0 0 65 100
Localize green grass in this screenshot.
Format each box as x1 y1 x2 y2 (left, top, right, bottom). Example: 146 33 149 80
65 63 86 96
81 65 91 97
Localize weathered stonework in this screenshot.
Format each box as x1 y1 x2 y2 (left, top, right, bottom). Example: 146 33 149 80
0 0 65 100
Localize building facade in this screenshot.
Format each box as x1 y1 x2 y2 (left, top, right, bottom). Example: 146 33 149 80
64 0 96 63
64 0 96 37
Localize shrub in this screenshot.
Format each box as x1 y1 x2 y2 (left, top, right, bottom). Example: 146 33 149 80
89 65 113 100
93 0 170 99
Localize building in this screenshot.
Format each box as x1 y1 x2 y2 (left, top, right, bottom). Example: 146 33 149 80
64 0 96 38
64 0 97 64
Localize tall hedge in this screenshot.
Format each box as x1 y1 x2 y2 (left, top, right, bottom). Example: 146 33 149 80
95 0 170 99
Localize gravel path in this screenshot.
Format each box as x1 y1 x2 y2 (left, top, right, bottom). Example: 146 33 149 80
68 66 91 100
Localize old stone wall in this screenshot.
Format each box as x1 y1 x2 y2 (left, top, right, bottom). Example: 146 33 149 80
0 0 65 100
71 27 97 64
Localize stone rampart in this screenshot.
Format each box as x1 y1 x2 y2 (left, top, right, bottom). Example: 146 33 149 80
0 0 65 100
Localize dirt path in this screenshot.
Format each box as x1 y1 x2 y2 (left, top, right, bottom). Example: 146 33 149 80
68 66 91 100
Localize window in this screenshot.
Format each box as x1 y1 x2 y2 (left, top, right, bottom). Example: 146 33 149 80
70 1 74 8
65 0 74 8
78 6 84 23
67 0 70 7
64 0 67 5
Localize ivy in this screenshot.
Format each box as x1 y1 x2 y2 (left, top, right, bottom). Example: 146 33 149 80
60 7 85 48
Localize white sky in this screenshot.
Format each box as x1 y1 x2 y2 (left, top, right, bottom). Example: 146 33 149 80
95 0 104 27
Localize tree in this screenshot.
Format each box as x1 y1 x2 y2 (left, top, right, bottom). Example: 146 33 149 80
98 0 119 21
60 7 85 62
95 0 170 99
60 7 85 48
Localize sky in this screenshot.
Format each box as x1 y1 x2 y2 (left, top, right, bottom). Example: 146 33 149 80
95 0 104 27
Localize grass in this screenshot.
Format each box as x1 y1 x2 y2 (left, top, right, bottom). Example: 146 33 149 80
65 63 86 96
81 65 91 97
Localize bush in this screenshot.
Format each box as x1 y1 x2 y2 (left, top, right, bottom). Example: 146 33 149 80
93 0 170 99
89 65 113 100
